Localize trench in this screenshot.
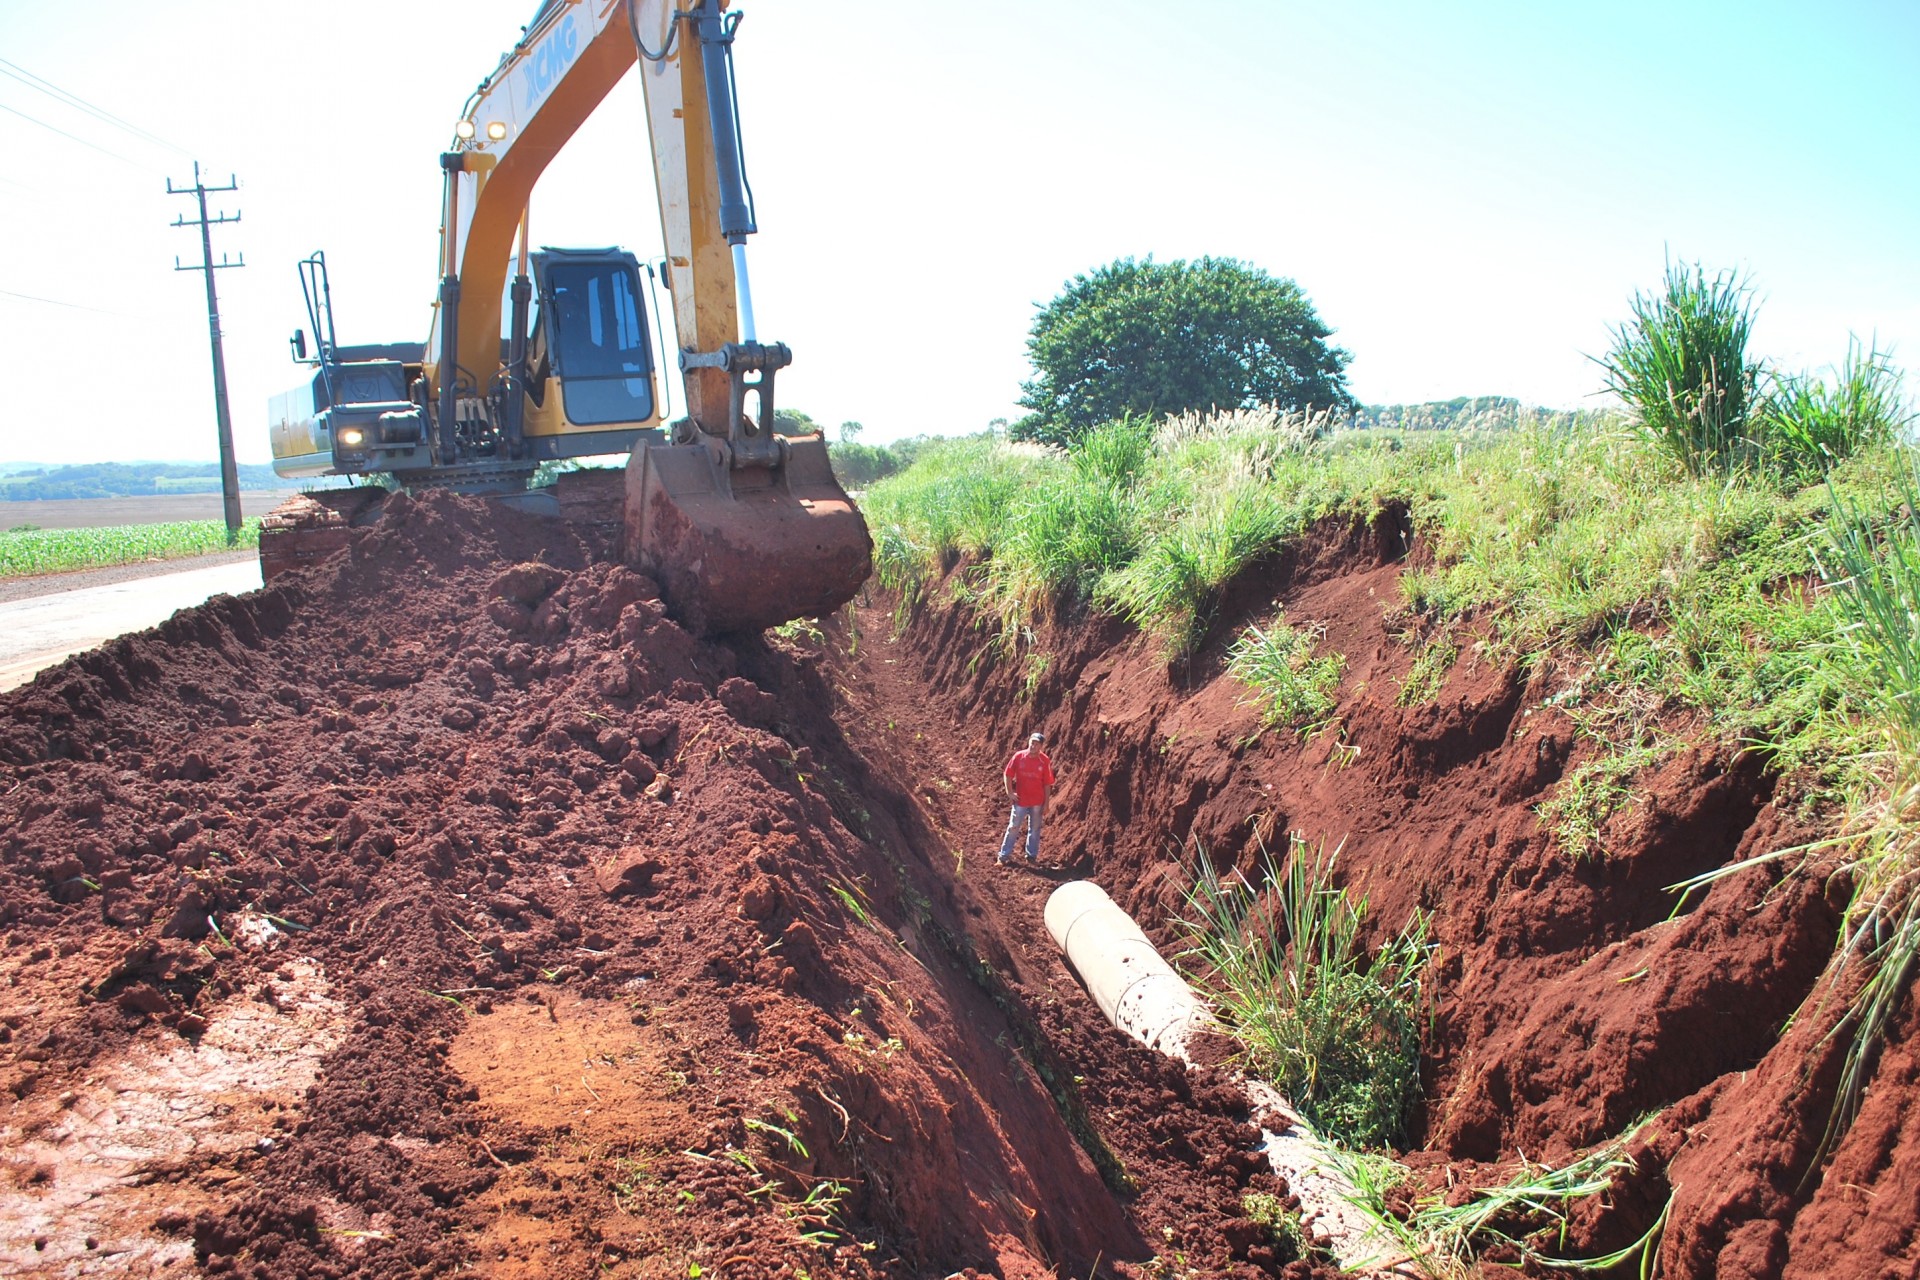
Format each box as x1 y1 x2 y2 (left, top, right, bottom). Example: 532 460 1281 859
0 491 1894 1280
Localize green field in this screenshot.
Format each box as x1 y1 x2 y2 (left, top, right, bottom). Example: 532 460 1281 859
0 519 262 578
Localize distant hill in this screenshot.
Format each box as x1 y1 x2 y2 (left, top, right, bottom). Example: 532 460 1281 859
0 462 290 501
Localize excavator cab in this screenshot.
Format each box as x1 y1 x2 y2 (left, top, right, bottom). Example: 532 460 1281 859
527 248 656 429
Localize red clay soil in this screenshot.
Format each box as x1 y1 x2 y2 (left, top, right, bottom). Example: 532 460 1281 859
878 506 1920 1280
6 489 1918 1279
0 490 1324 1280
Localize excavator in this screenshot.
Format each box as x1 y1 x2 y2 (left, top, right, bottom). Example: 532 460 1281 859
261 0 871 635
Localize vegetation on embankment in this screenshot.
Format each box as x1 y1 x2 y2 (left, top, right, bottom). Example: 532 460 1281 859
866 413 1909 801
0 518 260 577
863 416 1920 1271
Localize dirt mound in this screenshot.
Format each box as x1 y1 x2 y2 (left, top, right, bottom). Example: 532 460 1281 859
1 490 1315 1278
872 508 1917 1279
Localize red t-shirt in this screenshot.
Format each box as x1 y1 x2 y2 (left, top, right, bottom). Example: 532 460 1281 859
1004 748 1055 807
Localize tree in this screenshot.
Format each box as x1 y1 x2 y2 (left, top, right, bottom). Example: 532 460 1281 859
1015 256 1354 446
771 408 823 438
839 420 865 443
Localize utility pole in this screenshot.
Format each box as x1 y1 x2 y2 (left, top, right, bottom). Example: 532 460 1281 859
168 162 245 542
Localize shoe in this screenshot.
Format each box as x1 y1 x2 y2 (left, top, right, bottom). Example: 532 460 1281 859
996 854 1010 866
1026 853 1038 863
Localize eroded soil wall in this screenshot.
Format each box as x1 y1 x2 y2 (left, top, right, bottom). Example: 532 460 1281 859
867 508 1920 1279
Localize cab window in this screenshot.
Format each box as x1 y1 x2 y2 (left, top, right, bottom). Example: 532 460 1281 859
546 261 654 426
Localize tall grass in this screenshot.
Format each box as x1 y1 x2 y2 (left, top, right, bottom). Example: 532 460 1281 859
1099 478 1296 656
1178 838 1432 1148
1599 261 1762 477
862 408 1335 655
1763 338 1912 480
1807 454 1920 1156
997 419 1150 609
861 437 1045 598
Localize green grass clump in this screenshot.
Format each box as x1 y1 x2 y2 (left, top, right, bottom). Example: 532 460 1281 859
0 518 261 578
1394 631 1458 707
1599 260 1762 477
1535 735 1664 862
1799 455 1920 1159
1095 406 1334 655
1100 480 1295 655
861 436 1050 599
863 408 1337 655
1762 338 1911 480
1240 1190 1311 1262
1228 614 1345 735
1329 1133 1663 1279
1179 838 1431 1148
1599 260 1910 485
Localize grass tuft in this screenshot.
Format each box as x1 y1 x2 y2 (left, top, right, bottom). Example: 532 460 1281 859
1177 837 1431 1148
1598 260 1762 477
1535 736 1663 861
1227 614 1345 735
1394 631 1459 707
1763 337 1912 480
1328 1133 1660 1279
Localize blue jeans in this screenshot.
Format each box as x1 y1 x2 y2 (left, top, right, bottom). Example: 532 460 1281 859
999 803 1044 860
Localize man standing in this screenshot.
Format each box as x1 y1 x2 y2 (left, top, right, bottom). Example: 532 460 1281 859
998 731 1056 866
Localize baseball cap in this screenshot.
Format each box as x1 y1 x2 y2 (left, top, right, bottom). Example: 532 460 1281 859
1028 732 1046 745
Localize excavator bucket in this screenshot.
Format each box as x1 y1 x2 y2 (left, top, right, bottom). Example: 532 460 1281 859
623 435 872 636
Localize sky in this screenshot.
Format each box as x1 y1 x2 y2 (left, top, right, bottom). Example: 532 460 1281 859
1 0 1916 465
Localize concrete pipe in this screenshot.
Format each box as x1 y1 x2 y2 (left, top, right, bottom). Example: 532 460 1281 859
1043 878 1400 1271
1043 880 1210 1061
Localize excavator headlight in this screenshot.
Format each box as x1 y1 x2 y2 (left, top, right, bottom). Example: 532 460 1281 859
455 119 476 141
486 121 509 141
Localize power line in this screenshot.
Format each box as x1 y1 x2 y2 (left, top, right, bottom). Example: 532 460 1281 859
0 286 153 319
0 100 146 169
0 56 193 157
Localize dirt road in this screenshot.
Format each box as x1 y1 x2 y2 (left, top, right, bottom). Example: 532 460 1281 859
0 553 262 692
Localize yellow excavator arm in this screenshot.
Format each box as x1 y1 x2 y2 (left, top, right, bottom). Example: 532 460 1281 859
431 0 744 435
